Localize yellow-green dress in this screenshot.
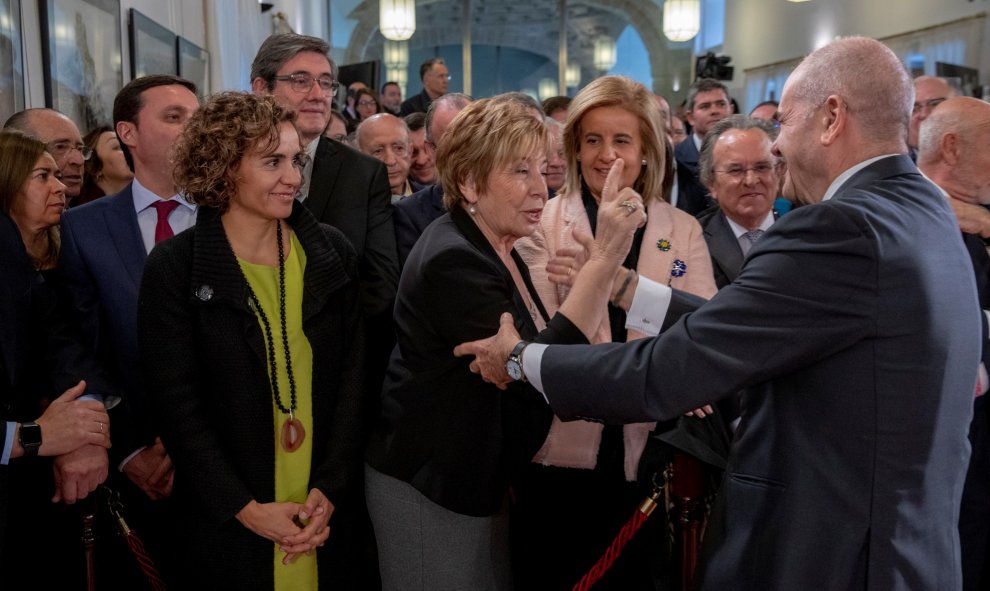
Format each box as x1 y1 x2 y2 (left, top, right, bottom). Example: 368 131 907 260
239 232 317 590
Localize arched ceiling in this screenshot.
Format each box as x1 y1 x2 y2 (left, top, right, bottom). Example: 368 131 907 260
342 0 693 95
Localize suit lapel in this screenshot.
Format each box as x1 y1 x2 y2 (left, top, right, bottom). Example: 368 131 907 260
706 211 744 283
104 187 147 289
304 138 342 222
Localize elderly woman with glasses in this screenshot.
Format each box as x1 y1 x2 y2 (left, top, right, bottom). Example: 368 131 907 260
365 97 646 590
510 75 718 590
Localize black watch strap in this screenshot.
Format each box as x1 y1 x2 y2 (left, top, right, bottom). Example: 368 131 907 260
18 421 42 457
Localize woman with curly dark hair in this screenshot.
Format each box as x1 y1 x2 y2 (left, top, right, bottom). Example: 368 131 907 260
138 91 366 590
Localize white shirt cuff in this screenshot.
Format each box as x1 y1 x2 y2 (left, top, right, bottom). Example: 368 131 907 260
625 275 673 337
118 446 147 472
522 343 549 400
1 422 14 465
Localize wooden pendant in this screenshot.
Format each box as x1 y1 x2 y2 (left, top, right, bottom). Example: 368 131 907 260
281 417 305 453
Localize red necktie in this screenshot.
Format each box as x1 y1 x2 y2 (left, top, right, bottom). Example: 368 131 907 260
151 200 180 243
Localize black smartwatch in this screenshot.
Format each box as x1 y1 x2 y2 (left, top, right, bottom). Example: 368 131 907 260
506 341 529 382
18 421 42 457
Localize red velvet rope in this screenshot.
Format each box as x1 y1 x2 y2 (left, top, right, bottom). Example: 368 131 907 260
571 504 652 591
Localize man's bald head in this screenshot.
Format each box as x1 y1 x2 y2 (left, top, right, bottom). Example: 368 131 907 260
908 76 958 150
788 37 912 147
4 108 86 198
425 92 472 146
917 96 990 204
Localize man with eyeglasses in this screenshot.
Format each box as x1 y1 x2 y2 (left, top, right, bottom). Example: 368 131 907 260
3 108 89 202
674 78 734 216
399 58 449 116
696 115 781 289
456 37 980 591
250 34 397 589
908 76 957 159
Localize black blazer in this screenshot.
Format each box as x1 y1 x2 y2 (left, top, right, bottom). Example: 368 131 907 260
398 88 432 117
138 202 366 589
304 137 398 324
392 183 444 267
674 138 714 215
0 213 111 551
366 206 586 517
542 156 981 590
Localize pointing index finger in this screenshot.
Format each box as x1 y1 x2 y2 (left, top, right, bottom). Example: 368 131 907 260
601 158 626 204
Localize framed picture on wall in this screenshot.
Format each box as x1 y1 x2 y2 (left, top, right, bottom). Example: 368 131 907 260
0 0 23 124
177 37 208 96
129 9 176 79
40 0 123 131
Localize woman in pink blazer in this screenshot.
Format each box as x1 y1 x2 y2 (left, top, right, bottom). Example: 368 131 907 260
513 75 717 590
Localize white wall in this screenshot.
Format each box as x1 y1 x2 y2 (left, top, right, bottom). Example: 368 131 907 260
723 0 990 100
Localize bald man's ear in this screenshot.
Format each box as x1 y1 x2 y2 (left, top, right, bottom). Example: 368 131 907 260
941 132 960 166
819 95 846 147
250 77 270 95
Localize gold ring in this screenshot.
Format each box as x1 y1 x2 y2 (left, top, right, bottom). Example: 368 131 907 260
620 200 637 215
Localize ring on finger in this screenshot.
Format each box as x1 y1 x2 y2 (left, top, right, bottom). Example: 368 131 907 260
98 422 104 433
620 200 637 214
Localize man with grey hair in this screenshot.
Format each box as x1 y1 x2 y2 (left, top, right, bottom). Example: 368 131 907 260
393 92 472 265
917 96 990 591
908 75 958 154
250 33 397 344
456 36 980 591
674 78 733 215
250 32 397 588
4 108 88 201
696 114 781 288
399 57 449 116
356 114 412 200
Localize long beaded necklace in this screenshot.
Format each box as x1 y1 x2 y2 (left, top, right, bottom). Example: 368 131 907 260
242 220 305 453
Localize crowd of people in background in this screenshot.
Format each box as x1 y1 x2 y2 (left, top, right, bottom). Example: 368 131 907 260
0 30 987 591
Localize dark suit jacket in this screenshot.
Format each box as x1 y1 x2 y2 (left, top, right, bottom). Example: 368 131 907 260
697 207 778 289
0 213 111 554
674 138 714 215
366 206 586 517
306 137 399 412
398 88 432 117
59 185 152 462
305 137 398 324
542 156 981 590
960 230 990 591
392 183 444 267
138 201 366 589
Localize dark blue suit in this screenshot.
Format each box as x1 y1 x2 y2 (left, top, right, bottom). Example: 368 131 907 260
542 156 981 590
674 138 714 216
60 184 157 461
59 184 182 586
393 183 444 267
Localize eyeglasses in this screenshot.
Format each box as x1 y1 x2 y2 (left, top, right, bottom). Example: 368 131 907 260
714 162 776 180
48 141 93 161
357 100 378 108
431 71 452 81
912 97 947 114
273 73 339 96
